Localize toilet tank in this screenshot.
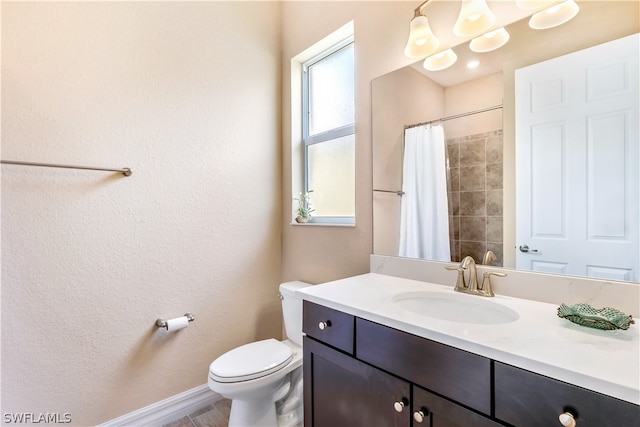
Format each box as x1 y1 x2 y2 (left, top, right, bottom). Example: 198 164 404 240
279 281 311 346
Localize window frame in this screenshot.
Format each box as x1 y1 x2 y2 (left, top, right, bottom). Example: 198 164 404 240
301 36 356 225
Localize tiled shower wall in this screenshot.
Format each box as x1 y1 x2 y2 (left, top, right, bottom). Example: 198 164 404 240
447 130 503 266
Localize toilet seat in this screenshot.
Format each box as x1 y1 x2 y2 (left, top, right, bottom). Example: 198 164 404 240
209 338 293 383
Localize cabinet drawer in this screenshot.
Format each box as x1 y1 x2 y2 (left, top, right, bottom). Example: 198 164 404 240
303 301 354 354
413 385 503 427
356 318 491 415
495 362 640 427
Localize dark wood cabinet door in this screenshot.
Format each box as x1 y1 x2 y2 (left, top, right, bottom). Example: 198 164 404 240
412 385 504 427
304 336 411 427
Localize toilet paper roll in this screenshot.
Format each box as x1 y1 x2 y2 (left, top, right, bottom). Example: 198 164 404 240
166 316 189 332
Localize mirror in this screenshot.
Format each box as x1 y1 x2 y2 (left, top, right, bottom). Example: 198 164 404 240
372 1 639 282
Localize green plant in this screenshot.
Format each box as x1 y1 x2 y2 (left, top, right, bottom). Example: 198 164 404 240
294 191 315 219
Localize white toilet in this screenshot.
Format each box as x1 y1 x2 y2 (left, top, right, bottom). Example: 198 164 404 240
208 281 310 427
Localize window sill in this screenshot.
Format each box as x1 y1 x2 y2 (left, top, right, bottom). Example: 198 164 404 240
290 221 355 228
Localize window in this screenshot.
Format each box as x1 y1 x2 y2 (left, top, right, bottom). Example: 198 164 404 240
301 37 355 224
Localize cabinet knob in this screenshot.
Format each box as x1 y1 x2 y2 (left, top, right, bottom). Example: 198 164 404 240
558 412 576 427
318 321 331 330
413 409 429 423
393 399 408 413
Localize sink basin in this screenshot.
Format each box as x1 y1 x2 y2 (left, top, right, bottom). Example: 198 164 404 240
392 291 519 324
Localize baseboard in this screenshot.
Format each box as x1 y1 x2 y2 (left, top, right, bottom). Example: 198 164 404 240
98 384 221 427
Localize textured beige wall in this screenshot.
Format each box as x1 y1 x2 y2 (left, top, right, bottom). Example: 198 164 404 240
1 2 282 425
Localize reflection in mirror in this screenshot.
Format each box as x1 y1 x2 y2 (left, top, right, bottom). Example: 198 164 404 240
372 1 639 283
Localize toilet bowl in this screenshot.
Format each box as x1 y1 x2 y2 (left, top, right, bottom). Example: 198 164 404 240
208 281 310 427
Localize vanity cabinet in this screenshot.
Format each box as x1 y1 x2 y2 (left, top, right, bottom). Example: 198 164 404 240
303 301 498 426
303 300 640 427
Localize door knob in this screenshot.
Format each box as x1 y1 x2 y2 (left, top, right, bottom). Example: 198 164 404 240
519 244 539 253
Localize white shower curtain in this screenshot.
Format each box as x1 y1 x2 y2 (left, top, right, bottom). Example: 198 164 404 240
399 124 451 261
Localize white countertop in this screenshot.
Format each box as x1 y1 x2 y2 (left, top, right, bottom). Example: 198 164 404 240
299 273 640 405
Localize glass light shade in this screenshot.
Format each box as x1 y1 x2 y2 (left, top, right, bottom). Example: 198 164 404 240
516 0 557 10
404 15 440 58
453 0 496 37
529 0 580 30
469 27 510 52
423 49 458 72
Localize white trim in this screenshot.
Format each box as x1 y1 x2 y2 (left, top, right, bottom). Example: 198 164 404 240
98 385 221 427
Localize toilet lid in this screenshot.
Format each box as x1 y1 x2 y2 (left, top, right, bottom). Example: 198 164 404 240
209 338 293 383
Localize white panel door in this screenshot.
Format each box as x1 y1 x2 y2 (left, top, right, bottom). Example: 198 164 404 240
515 34 639 281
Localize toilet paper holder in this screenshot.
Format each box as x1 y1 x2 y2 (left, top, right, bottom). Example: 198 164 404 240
155 313 195 329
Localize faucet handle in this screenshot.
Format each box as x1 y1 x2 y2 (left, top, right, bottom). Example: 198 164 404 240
479 271 507 297
444 265 467 290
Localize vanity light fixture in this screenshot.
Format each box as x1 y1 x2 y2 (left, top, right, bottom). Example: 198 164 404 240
423 49 458 71
453 0 496 37
528 0 580 30
404 1 440 59
469 27 510 53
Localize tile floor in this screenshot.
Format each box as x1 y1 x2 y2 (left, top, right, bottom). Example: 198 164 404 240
162 398 231 427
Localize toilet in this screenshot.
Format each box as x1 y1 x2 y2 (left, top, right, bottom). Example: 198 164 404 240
208 281 310 427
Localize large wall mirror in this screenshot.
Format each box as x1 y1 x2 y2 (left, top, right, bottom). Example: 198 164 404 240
372 1 639 283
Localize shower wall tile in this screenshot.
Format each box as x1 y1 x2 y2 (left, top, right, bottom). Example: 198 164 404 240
459 139 486 166
486 134 504 163
487 216 503 243
449 191 460 216
459 165 485 191
486 189 503 216
447 142 460 168
460 216 486 241
450 240 460 263
446 130 503 266
486 162 502 190
449 167 460 192
460 191 485 216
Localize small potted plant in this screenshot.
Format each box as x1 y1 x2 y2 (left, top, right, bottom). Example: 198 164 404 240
294 191 314 223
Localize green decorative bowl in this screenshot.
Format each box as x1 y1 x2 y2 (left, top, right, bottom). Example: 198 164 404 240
557 303 635 330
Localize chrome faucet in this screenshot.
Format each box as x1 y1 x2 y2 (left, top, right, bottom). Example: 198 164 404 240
445 255 506 297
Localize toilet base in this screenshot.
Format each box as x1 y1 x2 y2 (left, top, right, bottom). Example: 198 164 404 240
228 397 278 427
227 376 290 427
